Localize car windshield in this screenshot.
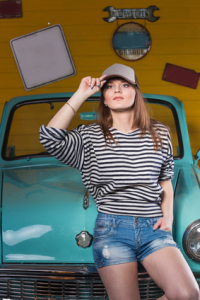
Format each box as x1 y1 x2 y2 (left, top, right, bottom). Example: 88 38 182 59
3 98 182 160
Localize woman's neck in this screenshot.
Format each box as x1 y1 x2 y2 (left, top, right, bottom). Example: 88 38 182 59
111 110 136 133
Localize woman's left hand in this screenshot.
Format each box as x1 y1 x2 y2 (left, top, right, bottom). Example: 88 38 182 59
153 216 173 232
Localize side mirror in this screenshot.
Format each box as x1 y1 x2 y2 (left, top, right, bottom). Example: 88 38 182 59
194 149 200 166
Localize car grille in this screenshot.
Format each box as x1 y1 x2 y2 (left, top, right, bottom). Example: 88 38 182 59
0 265 164 299
0 279 109 300
0 277 164 300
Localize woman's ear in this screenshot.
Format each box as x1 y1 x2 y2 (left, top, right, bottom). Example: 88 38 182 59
103 97 107 106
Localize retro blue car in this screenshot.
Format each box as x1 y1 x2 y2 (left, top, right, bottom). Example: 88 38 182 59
0 92 199 299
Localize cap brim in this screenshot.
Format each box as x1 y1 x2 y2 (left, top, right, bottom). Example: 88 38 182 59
103 74 139 88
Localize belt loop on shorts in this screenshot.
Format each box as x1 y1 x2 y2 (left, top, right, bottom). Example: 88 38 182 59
135 216 138 225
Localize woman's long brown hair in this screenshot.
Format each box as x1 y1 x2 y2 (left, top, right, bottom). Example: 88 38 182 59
98 81 163 150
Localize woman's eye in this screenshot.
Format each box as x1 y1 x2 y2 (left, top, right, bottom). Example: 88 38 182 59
106 85 113 89
123 83 130 88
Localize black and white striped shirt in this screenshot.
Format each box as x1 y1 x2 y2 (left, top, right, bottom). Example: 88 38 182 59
39 123 174 217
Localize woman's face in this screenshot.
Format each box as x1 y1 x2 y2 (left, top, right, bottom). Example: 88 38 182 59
103 78 136 112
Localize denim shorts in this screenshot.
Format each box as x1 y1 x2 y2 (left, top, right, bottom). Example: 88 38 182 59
93 213 179 269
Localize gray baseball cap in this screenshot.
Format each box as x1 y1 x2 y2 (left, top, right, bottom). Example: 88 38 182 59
102 63 140 88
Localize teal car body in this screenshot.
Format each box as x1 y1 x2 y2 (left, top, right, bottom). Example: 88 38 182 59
0 93 199 299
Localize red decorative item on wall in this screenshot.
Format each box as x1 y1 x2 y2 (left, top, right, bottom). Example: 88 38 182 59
0 0 22 18
162 63 199 89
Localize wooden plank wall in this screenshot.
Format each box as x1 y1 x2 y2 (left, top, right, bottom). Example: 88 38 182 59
0 0 200 156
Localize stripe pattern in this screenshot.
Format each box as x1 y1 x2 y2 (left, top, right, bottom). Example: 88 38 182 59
39 123 174 217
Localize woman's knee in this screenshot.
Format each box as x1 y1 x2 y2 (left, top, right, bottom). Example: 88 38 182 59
166 285 199 300
180 287 199 300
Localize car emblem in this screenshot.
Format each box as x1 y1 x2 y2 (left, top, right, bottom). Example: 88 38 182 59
75 231 93 248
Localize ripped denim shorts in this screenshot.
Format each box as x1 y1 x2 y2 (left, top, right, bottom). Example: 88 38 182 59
93 212 180 269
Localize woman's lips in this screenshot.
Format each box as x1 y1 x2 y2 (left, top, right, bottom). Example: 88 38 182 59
113 97 124 100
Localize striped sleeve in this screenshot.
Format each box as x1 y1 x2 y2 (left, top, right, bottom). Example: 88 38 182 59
39 125 85 171
158 131 174 182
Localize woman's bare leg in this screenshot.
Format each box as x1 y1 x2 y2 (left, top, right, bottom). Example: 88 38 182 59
143 247 200 300
157 296 168 300
98 261 140 300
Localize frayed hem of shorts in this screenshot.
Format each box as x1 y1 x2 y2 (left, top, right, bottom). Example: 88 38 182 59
95 259 137 269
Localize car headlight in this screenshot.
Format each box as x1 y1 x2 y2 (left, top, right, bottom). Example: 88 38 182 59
183 220 200 262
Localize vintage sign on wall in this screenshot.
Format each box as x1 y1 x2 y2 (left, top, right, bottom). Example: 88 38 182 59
103 5 159 23
0 0 22 18
162 63 200 89
10 25 76 90
112 22 151 61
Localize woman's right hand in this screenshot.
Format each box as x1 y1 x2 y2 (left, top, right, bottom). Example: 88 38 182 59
76 75 107 100
46 75 107 129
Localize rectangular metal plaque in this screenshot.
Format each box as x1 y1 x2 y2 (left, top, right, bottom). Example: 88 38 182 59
162 63 199 89
10 24 76 90
0 0 22 18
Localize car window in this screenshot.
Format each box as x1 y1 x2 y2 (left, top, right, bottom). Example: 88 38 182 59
4 99 99 159
3 98 181 159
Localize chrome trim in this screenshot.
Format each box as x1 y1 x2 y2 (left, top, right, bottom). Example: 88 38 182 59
83 190 89 210
75 231 93 248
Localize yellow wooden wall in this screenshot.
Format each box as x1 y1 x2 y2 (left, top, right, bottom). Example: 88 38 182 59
0 0 200 156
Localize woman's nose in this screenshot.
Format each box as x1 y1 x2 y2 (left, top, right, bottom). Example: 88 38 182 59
114 85 121 93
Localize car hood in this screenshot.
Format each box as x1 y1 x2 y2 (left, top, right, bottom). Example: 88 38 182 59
2 165 97 263
2 165 180 264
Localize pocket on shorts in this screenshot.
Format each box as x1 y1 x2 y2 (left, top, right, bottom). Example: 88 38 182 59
158 228 172 235
146 217 160 229
146 218 172 235
93 219 114 238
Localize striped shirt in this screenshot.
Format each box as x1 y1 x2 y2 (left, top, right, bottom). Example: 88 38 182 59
39 123 174 217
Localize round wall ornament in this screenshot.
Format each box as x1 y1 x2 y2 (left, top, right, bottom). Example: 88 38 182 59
112 22 151 61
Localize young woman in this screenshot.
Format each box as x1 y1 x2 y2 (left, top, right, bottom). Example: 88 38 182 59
39 64 199 300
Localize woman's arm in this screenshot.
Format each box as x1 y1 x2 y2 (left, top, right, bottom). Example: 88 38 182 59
47 75 106 129
39 75 106 170
153 179 174 232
